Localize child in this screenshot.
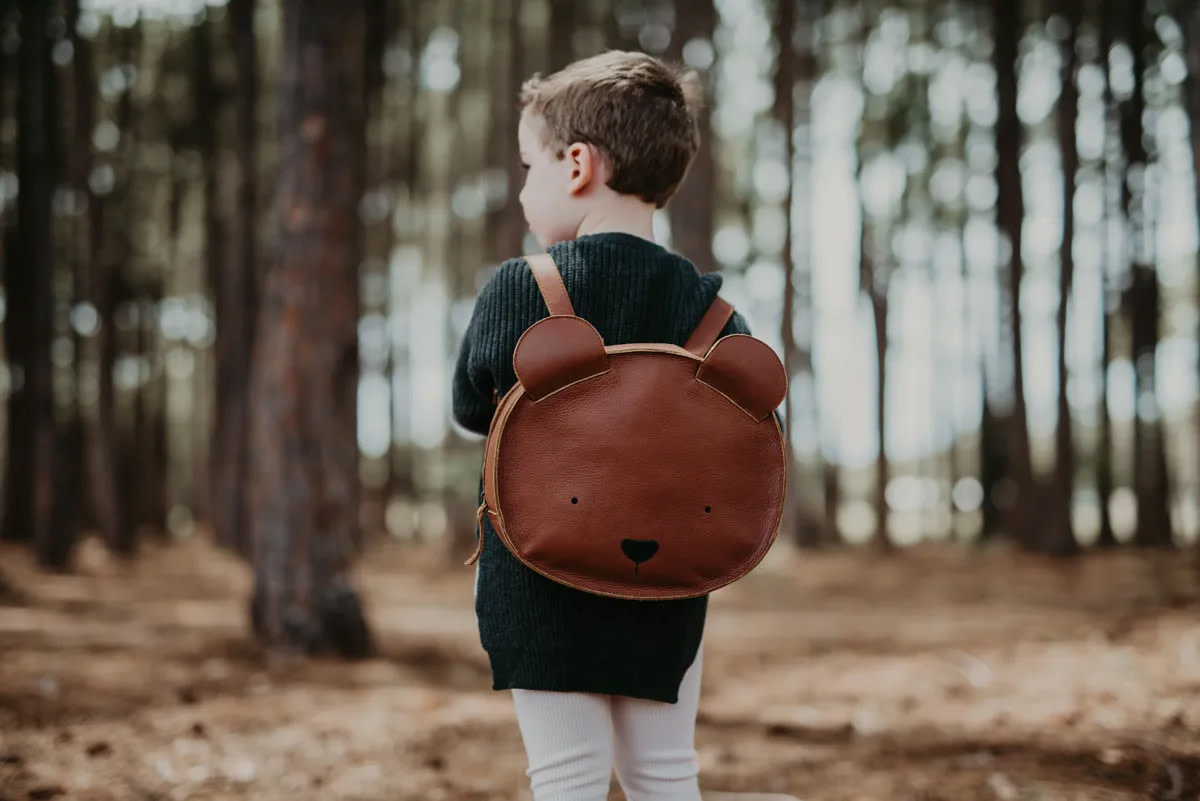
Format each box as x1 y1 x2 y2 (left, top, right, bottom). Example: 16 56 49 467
451 50 763 801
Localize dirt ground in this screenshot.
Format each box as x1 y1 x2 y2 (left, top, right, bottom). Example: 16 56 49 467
2 533 1199 801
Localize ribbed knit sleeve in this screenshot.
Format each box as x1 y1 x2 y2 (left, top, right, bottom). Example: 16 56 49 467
451 258 542 436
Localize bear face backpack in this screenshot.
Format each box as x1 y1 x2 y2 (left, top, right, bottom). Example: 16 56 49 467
466 252 788 601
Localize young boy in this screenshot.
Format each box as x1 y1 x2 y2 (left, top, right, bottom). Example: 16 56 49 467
451 50 765 801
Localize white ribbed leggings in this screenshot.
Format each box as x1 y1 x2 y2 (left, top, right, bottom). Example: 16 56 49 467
509 647 704 801
476 564 704 800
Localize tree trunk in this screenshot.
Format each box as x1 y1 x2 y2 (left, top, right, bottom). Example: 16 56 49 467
364 0 387 110
248 0 372 657
665 0 716 274
212 0 259 557
992 0 1037 548
53 0 88 558
388 1 419 503
442 0 476 564
1095 0 1117 548
482 0 511 264
502 0 526 257
871 285 889 552
8 0 66 565
859 0 890 552
190 8 221 525
132 290 168 535
547 1 575 71
1 1 38 544
109 22 141 554
1049 0 1081 555
65 0 126 553
822 457 841 544
773 0 822 547
773 0 798 547
978 380 1008 540
1096 304 1116 547
1120 0 1173 548
859 208 890 552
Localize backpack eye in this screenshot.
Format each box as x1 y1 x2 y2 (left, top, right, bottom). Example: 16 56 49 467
571 497 578 504
705 506 711 513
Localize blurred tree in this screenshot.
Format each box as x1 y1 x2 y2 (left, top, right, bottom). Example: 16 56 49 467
943 0 977 542
992 0 1038 549
979 390 1009 539
1095 0 1117 548
482 0 511 263
128 280 167 537
389 0 423 504
364 0 387 109
5 0 63 565
191 5 221 526
816 1 844 551
665 0 716 275
129 19 167 539
486 0 525 262
1049 0 1082 555
548 0 575 71
970 0 1007 544
211 0 259 557
52 0 87 564
1118 0 1173 548
357 0 396 543
247 0 373 657
110 19 145 552
772 0 824 547
858 0 892 552
0 2 33 545
67 0 129 555
795 0 825 545
444 3 482 562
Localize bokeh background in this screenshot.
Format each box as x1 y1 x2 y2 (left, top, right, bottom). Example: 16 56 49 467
1 1 1200 798
5 0 1199 567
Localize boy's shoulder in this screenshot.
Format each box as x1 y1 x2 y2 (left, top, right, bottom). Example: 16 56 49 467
496 253 547 280
475 255 535 301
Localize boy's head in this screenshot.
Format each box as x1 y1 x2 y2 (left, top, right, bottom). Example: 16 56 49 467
517 50 704 248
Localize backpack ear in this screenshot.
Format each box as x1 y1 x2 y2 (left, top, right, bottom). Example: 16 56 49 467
513 316 609 401
696 334 787 421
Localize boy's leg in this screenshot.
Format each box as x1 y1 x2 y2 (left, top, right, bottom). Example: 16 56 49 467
611 646 704 801
511 688 615 801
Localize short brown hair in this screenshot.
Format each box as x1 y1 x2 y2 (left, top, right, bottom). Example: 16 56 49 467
519 50 704 208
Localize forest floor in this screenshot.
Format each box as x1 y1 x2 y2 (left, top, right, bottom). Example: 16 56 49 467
1 534 1199 801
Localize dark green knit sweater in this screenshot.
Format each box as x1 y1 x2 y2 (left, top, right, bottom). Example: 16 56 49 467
451 231 772 703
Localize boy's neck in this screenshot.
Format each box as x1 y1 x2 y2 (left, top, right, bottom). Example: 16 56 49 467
574 209 656 244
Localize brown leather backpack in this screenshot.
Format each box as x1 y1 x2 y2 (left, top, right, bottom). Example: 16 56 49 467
466 252 788 600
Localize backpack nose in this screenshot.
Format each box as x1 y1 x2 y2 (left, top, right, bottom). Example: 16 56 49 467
621 539 659 569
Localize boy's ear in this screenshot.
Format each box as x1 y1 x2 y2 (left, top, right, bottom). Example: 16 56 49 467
566 142 601 196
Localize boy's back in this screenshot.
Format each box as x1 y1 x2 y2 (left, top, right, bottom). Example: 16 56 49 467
452 231 755 703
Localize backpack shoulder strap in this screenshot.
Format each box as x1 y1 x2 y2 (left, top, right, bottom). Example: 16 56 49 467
525 253 575 317
684 296 735 357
